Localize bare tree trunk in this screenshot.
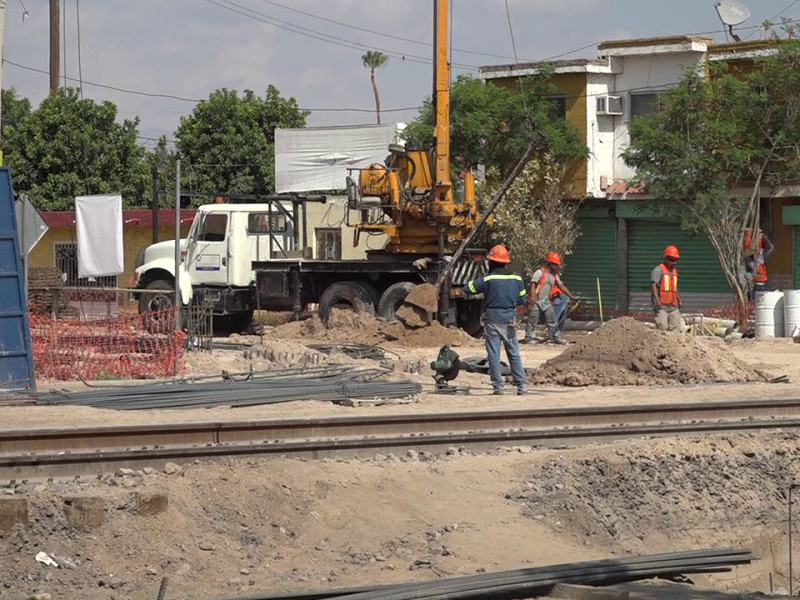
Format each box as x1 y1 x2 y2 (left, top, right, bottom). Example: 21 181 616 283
370 68 381 125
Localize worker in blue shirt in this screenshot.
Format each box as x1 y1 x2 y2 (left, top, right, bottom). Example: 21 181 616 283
463 244 528 396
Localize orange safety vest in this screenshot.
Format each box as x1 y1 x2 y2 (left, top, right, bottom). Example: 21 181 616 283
658 263 679 306
744 229 768 283
753 261 768 283
531 269 560 299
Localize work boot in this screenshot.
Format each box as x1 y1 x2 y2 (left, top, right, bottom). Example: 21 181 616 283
520 338 532 345
552 339 567 346
492 389 504 396
517 388 528 396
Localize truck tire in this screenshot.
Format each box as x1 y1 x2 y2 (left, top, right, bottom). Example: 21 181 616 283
138 280 175 333
378 281 417 322
215 311 255 335
318 281 376 324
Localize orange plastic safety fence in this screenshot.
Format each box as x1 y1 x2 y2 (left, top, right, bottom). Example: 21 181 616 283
28 304 186 382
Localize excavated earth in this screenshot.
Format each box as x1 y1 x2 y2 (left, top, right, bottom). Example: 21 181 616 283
536 317 765 386
0 432 797 599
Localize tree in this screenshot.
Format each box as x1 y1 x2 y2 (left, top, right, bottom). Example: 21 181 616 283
361 51 388 125
404 73 586 176
4 88 149 210
622 42 800 317
482 156 582 275
175 85 308 199
1 87 32 160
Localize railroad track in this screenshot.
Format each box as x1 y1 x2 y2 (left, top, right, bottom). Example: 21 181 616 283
2 397 800 481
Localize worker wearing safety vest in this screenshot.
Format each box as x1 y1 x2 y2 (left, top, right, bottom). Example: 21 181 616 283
523 252 577 345
650 245 681 332
743 229 774 301
462 244 528 396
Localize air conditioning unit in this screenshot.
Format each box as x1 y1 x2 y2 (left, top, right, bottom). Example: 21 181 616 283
596 95 624 116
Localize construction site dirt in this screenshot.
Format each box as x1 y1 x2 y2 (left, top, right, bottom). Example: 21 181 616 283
2 315 799 599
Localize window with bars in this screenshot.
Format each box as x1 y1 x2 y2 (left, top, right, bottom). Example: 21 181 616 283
53 243 118 287
315 228 342 261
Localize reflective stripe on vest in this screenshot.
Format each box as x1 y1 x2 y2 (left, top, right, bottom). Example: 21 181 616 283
659 263 678 306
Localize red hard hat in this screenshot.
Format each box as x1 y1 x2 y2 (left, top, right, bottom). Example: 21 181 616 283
664 245 680 259
486 244 511 263
546 252 562 266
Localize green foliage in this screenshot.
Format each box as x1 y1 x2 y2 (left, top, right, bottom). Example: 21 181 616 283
483 156 582 274
622 41 800 303
1 87 32 155
403 73 587 175
175 86 308 199
3 88 149 210
361 51 388 70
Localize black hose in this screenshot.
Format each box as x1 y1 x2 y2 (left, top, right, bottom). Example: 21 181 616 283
156 577 169 600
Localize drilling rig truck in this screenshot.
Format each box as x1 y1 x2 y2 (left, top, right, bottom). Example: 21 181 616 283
135 0 489 335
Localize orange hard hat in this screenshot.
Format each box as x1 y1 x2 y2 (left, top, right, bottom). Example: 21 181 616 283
546 252 562 266
486 244 511 263
664 245 680 259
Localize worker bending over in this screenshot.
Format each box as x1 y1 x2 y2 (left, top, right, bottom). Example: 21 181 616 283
523 252 575 345
651 245 681 332
463 245 528 396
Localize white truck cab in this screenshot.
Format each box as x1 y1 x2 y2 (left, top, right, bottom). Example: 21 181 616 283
134 202 299 328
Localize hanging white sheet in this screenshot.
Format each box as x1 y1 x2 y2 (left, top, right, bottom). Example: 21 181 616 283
75 194 124 278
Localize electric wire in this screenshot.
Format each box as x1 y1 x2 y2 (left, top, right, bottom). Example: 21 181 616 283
204 0 477 71
744 0 800 40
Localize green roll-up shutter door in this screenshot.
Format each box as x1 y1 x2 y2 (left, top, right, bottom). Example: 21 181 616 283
628 221 732 311
561 215 617 310
794 226 800 288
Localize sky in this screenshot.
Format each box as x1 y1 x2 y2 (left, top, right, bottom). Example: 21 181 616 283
3 0 799 150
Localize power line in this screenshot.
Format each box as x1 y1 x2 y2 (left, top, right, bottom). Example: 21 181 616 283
204 0 477 70
252 0 526 62
744 0 800 40
2 57 423 113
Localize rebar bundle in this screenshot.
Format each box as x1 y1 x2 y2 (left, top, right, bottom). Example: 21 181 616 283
35 366 420 411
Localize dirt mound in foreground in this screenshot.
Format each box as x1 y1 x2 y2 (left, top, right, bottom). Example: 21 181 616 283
270 308 470 348
537 317 763 386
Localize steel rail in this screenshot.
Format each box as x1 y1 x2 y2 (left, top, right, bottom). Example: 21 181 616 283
3 415 800 481
3 396 800 455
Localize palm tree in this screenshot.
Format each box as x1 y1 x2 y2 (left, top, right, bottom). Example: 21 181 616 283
361 51 388 124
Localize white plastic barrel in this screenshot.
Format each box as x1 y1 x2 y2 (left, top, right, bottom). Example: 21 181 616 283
755 291 785 338
785 289 800 338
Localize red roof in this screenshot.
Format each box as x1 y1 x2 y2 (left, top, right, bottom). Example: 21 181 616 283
41 209 198 229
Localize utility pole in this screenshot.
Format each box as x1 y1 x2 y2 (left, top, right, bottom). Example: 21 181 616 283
49 0 60 93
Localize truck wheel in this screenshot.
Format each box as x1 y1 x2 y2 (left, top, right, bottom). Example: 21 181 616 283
138 280 175 333
318 281 376 323
378 281 417 321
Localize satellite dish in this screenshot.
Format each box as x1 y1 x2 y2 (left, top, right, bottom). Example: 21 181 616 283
715 1 751 42
715 1 751 25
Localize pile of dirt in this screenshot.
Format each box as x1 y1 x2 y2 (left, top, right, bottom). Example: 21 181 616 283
536 317 763 386
270 308 470 348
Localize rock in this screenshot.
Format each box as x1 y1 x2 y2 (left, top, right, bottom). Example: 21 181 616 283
145 567 158 576
396 304 429 329
143 468 156 475
406 449 419 461
115 468 135 477
403 283 439 313
26 594 52 600
445 447 459 456
164 462 182 475
240 568 250 575
198 541 216 552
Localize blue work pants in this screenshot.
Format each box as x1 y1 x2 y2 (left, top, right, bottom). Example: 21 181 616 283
484 321 527 394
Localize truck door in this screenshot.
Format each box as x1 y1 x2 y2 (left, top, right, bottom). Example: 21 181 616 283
186 212 230 286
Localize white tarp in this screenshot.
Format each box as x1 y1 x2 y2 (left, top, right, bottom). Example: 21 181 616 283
75 194 124 278
275 124 404 193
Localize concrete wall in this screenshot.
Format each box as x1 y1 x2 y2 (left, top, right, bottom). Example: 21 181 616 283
612 52 706 180
304 195 388 259
28 224 193 288
586 72 616 198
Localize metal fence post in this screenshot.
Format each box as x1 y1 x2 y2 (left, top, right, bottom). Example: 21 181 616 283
174 159 181 334
790 484 799 596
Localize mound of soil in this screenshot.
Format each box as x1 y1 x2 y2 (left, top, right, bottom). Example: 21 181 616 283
537 317 763 386
270 308 469 348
